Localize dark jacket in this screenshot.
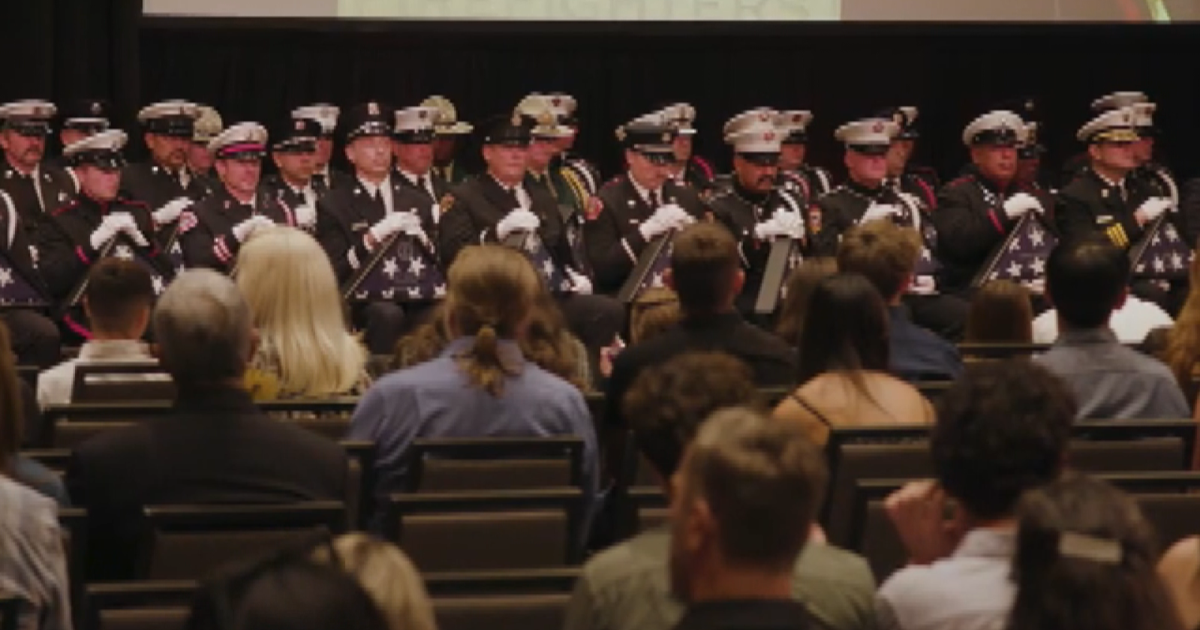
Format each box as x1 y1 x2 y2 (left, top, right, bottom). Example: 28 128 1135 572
65 385 347 581
179 186 295 273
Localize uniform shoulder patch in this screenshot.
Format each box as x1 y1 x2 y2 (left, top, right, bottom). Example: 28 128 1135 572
585 196 604 221
439 193 456 214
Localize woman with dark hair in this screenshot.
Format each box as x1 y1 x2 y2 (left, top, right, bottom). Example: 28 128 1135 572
965 280 1033 344
775 257 838 346
1009 473 1185 630
0 321 68 504
771 273 932 445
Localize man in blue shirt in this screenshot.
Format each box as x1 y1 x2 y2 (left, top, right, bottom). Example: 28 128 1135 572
348 244 599 532
838 220 963 382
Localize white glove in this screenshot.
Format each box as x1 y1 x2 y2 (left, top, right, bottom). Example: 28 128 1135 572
293 204 316 229
638 204 693 240
232 215 276 243
368 211 425 245
1137 197 1173 223
566 268 592 295
909 275 938 295
861 203 901 224
152 197 192 225
89 214 123 250
657 203 695 229
109 212 149 247
496 208 542 241
1002 192 1044 219
767 212 806 240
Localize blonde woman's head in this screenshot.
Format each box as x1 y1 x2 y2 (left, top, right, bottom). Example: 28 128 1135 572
313 534 437 630
235 226 366 397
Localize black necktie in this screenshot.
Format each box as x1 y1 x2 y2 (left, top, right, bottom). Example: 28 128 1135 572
312 173 327 192
648 191 661 209
505 187 520 209
370 188 385 215
418 176 431 198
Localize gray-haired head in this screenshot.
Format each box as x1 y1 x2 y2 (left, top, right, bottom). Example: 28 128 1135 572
154 269 253 388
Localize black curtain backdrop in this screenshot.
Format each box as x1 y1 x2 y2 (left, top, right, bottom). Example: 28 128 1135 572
5 5 1200 181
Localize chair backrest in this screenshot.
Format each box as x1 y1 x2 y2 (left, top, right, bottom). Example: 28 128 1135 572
1135 494 1200 550
423 568 579 597
1072 420 1197 469
291 416 352 441
72 362 176 403
822 441 932 547
20 448 72 475
405 437 584 493
957 342 1050 359
341 440 376 530
627 487 668 536
59 508 88 630
383 489 584 573
915 381 954 402
0 598 19 630
137 502 347 580
847 479 910 584
16 365 38 388
433 593 571 630
85 582 196 630
1069 437 1187 474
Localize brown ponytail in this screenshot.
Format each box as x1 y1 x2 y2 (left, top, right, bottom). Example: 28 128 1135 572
445 245 542 397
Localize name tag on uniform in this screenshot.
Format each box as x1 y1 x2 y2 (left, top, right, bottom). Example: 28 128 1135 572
1096 215 1114 225
351 221 368 231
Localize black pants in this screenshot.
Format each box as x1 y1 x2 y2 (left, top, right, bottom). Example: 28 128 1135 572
2 309 62 368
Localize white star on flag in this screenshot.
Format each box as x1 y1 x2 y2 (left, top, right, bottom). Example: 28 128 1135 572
1009 238 1021 252
1007 261 1022 278
1136 263 1146 273
1028 226 1044 247
0 267 12 288
406 287 422 299
355 290 369 300
1031 257 1045 275
382 288 394 299
787 250 803 269
649 272 665 288
433 283 446 298
409 257 425 277
151 275 164 295
1152 233 1162 246
542 259 555 277
1153 257 1166 273
1165 226 1179 242
1171 253 1184 270
28 246 38 265
920 248 931 262
383 257 399 279
114 244 134 260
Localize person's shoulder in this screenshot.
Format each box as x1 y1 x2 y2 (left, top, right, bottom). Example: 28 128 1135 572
0 475 59 532
74 418 154 461
367 358 455 395
793 543 876 614
580 528 669 592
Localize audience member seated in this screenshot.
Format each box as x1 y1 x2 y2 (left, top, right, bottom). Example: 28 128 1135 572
0 474 71 630
837 220 962 382
349 244 598 531
1034 280 1172 345
312 533 438 630
236 226 370 400
772 273 933 446
775 257 838 347
1 321 68 504
965 280 1033 345
564 352 876 630
187 544 390 630
666 408 826 630
605 222 796 433
37 258 156 409
1160 536 1200 630
66 269 348 581
1035 236 1189 420
876 360 1074 630
1008 473 1184 630
1162 255 1200 397
393 294 591 390
599 287 680 379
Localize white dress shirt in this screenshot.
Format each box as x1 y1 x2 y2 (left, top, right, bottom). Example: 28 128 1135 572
358 175 395 215
37 339 156 409
1032 296 1174 344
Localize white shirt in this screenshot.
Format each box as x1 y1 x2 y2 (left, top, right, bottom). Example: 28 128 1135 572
398 168 436 199
284 181 317 209
628 173 664 209
490 175 530 210
1032 296 1173 344
358 175 395 215
37 339 155 409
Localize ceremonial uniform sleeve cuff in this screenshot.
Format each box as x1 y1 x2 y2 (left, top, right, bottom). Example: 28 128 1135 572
1106 223 1131 248
214 236 234 263
75 245 93 265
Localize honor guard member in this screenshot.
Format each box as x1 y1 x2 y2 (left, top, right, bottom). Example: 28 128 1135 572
179 122 305 273
544 92 602 197
1126 101 1179 205
708 109 806 315
657 103 715 194
262 117 321 223
438 113 624 364
187 105 223 199
878 106 939 207
422 95 474 186
315 102 429 354
935 110 1051 297
776 109 834 200
292 103 352 194
120 100 207 216
392 105 448 204
41 130 172 338
584 115 708 295
55 98 111 190
1061 91 1157 186
1056 107 1169 249
1016 121 1051 194
516 95 591 273
0 183 59 366
0 100 76 232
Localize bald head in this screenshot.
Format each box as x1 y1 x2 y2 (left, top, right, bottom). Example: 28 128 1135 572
154 269 254 387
